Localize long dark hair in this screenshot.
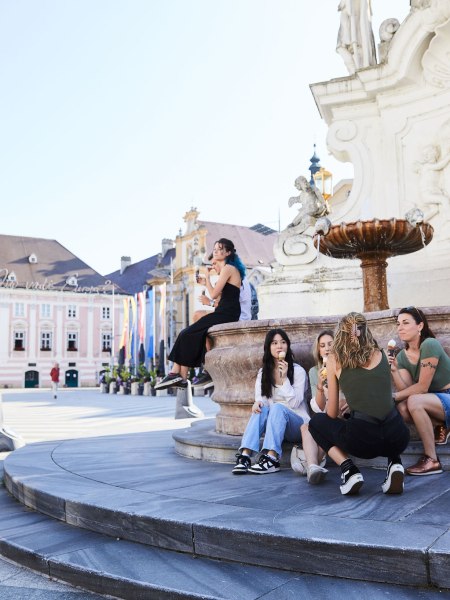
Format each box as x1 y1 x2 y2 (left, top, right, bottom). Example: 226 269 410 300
397 307 435 349
260 328 294 399
215 238 246 281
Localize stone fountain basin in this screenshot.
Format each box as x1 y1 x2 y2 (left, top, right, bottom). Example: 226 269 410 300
315 218 433 259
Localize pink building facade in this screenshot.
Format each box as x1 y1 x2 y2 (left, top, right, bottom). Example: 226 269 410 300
0 284 124 388
0 235 125 388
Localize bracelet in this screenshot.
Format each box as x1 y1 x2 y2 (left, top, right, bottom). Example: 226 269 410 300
210 299 215 307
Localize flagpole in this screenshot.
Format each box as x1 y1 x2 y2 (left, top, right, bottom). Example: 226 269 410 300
152 287 156 365
169 258 174 354
111 282 115 372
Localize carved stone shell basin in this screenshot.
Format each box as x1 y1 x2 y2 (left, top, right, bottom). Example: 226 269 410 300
314 219 433 259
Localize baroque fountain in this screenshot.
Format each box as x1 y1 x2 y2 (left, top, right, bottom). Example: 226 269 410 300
174 0 450 462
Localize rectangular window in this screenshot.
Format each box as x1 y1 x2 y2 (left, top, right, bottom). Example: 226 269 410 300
101 333 112 352
67 332 78 351
41 304 51 318
40 332 52 350
14 331 25 350
102 306 111 319
67 305 77 318
14 303 25 317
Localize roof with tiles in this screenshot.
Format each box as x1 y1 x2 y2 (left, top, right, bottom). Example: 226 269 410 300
198 221 276 267
0 234 108 290
106 248 176 295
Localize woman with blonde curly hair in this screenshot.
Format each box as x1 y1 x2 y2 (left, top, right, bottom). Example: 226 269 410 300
308 312 410 496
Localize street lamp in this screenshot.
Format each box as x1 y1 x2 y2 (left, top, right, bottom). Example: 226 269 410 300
314 166 333 200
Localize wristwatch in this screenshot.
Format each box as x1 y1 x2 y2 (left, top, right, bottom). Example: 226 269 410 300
210 299 215 307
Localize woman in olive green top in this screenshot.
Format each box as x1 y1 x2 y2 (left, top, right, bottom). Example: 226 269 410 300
389 307 450 476
309 312 409 496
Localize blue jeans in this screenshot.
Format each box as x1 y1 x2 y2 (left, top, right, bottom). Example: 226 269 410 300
240 403 304 458
434 390 450 427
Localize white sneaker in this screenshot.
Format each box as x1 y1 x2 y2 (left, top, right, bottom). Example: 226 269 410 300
381 462 404 494
307 464 328 485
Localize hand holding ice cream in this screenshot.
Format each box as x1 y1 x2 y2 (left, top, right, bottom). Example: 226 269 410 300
387 339 397 357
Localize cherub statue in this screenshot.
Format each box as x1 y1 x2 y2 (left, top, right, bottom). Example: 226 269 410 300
413 143 450 220
288 176 329 230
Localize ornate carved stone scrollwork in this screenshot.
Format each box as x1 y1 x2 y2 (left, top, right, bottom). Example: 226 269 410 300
422 17 450 88
378 18 400 63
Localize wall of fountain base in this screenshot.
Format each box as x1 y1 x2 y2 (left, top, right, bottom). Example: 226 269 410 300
258 262 363 319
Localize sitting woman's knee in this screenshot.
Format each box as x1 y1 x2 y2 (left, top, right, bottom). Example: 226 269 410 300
407 394 425 412
269 402 285 417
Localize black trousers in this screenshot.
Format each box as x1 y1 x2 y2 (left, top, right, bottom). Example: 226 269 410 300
308 411 410 461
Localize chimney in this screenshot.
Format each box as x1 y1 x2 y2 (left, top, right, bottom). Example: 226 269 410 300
161 238 174 257
120 256 131 275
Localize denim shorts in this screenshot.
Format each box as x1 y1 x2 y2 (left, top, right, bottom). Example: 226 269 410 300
434 389 450 427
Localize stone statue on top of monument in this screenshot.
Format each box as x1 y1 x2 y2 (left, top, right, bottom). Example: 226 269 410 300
336 0 377 74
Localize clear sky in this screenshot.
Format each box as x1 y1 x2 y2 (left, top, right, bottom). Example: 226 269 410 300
0 0 410 275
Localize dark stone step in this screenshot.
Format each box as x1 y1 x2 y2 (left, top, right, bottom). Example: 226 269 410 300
3 433 450 591
0 483 447 600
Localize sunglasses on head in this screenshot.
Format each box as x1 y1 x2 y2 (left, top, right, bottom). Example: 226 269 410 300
399 306 423 321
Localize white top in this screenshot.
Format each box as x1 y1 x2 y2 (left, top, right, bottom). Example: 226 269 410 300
239 279 252 321
254 363 310 424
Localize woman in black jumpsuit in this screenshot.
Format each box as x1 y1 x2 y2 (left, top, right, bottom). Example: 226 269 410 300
155 238 245 390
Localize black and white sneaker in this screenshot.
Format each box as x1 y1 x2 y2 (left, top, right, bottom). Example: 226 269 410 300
340 466 364 495
248 454 280 474
381 462 404 494
154 373 183 390
232 453 251 475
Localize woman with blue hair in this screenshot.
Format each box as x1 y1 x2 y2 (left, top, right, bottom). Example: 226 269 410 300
155 238 245 390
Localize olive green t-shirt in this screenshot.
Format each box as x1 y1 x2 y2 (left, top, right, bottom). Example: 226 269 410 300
339 351 394 419
396 338 450 391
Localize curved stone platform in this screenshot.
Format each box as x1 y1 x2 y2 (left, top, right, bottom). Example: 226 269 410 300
3 428 450 597
173 419 450 471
